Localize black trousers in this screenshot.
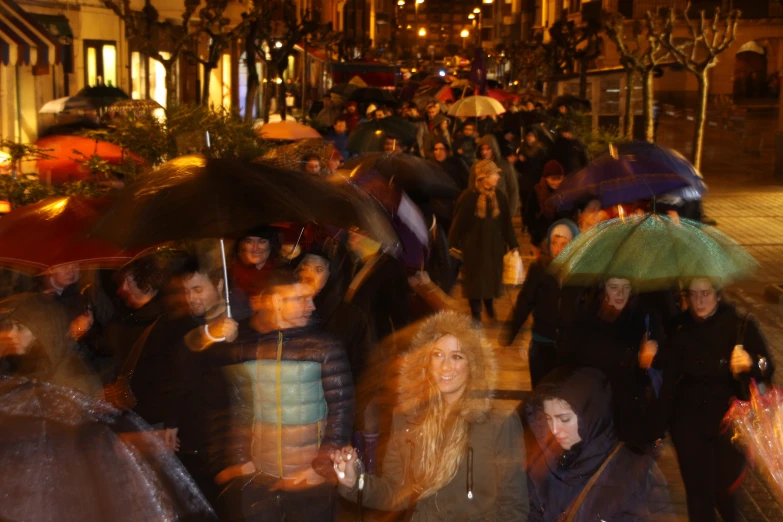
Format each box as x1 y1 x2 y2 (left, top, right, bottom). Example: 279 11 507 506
528 340 557 388
215 475 335 522
468 299 495 320
671 419 745 522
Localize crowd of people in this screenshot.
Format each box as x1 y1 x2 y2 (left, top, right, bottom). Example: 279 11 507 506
0 92 774 522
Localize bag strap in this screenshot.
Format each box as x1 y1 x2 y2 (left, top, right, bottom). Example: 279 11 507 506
563 442 625 522
119 318 160 378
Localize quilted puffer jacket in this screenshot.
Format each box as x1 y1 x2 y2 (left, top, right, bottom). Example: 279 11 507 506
206 325 355 479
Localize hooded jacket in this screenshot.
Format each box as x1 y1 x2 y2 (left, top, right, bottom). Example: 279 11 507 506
0 293 101 396
506 219 583 345
340 312 529 521
471 135 520 216
526 367 674 522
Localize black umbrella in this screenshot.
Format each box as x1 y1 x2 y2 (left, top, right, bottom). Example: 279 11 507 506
348 87 399 107
71 85 131 112
92 155 398 249
338 152 459 199
346 116 418 154
328 83 358 97
554 94 592 112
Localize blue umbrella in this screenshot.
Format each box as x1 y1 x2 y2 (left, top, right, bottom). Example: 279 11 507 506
547 154 692 212
616 141 707 200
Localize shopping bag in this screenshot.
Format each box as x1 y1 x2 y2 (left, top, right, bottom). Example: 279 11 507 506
502 250 524 286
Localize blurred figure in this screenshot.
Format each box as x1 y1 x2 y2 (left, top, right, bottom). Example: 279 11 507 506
449 160 519 324
431 138 470 193
343 101 360 132
332 312 528 520
302 153 323 175
205 269 354 522
325 117 349 160
382 136 401 153
0 293 101 396
551 123 588 176
659 278 774 522
525 160 568 253
578 199 611 233
455 122 478 166
473 134 520 216
231 227 280 300
504 219 582 386
526 367 674 522
517 128 550 228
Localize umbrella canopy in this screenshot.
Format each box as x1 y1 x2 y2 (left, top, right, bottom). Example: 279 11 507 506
615 141 707 200
0 376 217 522
38 96 96 114
0 196 147 274
91 155 398 250
328 83 358 97
348 87 399 107
547 155 692 212
108 98 163 114
487 88 518 103
338 152 460 199
554 94 592 111
258 121 322 141
447 95 506 118
34 135 145 185
70 85 130 111
346 116 418 154
549 213 758 291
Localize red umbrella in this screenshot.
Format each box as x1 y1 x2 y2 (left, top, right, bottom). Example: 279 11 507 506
487 88 519 103
34 135 145 185
0 196 148 274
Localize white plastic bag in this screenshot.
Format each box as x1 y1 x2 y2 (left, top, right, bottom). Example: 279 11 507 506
503 250 525 286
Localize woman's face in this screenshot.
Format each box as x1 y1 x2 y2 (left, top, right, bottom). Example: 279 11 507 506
545 176 563 191
481 172 500 190
687 278 720 319
604 278 632 310
240 236 271 267
543 398 581 450
296 255 330 295
524 132 537 146
0 321 35 356
429 335 470 405
479 144 494 160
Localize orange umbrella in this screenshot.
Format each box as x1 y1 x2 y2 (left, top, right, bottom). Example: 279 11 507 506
35 135 145 185
258 121 322 141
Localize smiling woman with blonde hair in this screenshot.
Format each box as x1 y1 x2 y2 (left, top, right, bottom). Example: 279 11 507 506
331 311 528 521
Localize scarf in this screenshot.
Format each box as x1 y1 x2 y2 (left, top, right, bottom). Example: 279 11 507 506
475 186 500 219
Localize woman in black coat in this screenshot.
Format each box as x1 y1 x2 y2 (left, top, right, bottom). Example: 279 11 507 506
449 159 519 323
658 277 774 522
526 367 674 522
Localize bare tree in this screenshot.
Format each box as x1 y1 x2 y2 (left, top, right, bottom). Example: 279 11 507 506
508 39 547 90
658 3 740 170
102 0 200 109
604 14 669 141
547 18 603 99
188 0 253 105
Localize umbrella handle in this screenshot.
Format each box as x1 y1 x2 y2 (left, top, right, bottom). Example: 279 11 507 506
220 238 232 319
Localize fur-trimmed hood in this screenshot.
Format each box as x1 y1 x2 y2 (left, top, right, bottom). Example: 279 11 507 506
397 312 497 423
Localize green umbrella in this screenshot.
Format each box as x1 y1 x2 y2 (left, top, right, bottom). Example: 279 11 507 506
548 213 758 291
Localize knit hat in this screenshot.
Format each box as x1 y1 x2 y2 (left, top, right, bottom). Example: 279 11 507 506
472 160 501 219
543 160 565 179
472 159 501 183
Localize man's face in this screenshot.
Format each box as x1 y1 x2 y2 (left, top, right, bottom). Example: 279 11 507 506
239 236 271 267
525 132 537 146
347 105 356 114
50 263 79 288
383 139 397 153
118 273 152 310
305 159 321 175
275 283 316 328
334 120 347 134
463 125 475 137
182 272 222 317
427 105 439 119
433 144 448 162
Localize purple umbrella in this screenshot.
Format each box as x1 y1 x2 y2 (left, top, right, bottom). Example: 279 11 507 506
547 155 692 212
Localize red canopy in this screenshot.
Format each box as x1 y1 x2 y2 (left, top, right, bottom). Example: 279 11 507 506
35 135 145 185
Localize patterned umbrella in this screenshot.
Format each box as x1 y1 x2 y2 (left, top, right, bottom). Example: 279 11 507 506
549 213 758 291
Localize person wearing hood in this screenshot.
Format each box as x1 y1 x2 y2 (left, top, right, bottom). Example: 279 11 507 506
657 277 774 522
551 123 588 176
0 293 101 396
423 114 452 158
516 128 551 229
525 160 571 253
449 160 519 324
472 134 520 216
431 138 470 193
504 219 583 387
526 367 674 522
332 312 528 521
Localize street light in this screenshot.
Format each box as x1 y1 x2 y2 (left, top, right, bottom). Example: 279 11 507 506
473 7 480 13
418 27 427 36
398 0 405 4
460 29 469 49
468 13 475 19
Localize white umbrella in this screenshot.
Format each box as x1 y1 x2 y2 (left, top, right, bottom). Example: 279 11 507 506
447 95 506 118
39 96 94 114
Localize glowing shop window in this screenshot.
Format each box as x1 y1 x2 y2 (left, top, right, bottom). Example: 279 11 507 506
150 52 170 108
222 54 231 108
87 47 97 86
102 45 117 87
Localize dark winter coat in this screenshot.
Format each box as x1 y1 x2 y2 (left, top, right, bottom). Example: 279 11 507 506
526 367 674 522
525 178 573 248
436 155 471 193
205 325 355 479
561 296 665 447
551 136 588 175
448 190 519 300
659 302 774 437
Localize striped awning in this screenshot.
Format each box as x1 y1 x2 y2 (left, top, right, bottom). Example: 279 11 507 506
0 0 59 67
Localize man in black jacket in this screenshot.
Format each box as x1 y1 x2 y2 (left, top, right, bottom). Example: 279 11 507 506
206 269 354 522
